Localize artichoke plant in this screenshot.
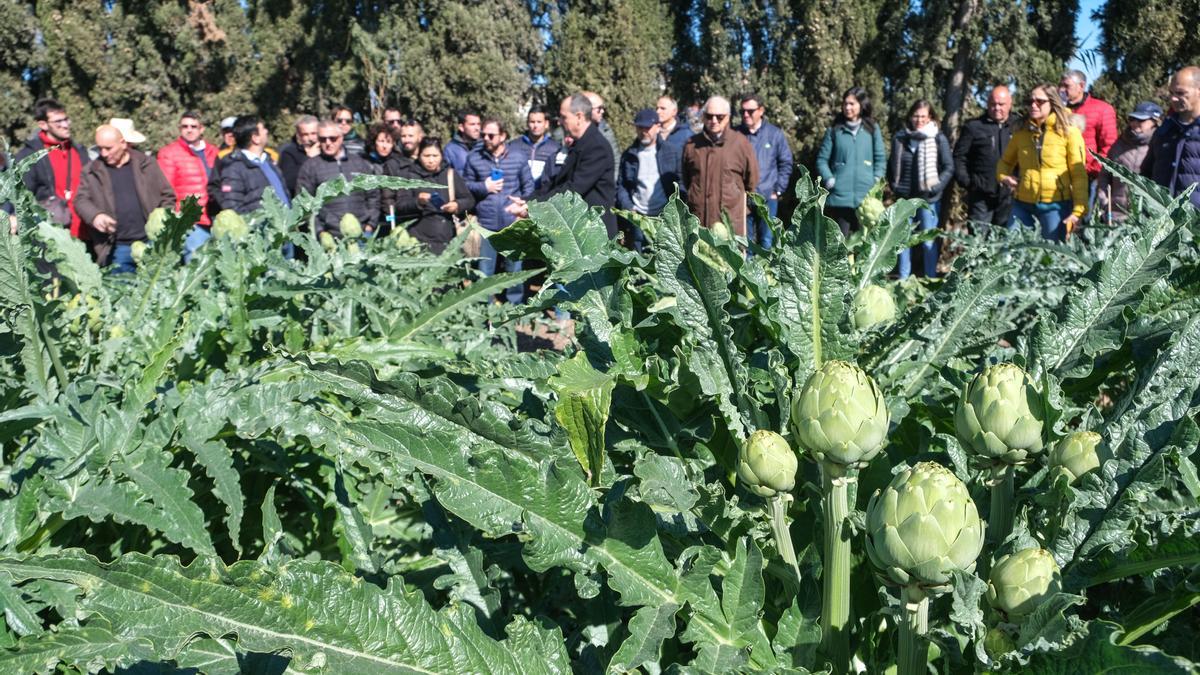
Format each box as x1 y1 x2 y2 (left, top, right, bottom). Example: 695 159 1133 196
130 240 147 265
986 548 1062 619
851 284 897 331
792 360 890 469
1048 431 1103 483
340 213 364 239
145 207 167 241
738 430 802 586
954 363 1045 466
954 363 1045 547
212 209 249 241
866 462 985 590
737 430 797 498
791 360 889 670
866 462 985 675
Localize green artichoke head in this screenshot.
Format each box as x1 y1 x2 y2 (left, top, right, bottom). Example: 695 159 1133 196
791 361 889 468
319 231 337 251
1049 431 1104 483
865 462 985 590
856 197 886 229
737 430 798 497
340 213 363 238
954 363 1045 465
212 209 248 241
130 240 147 264
986 547 1062 619
145 207 168 241
851 284 897 330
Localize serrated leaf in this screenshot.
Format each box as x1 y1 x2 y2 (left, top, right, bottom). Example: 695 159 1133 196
549 352 614 485
0 551 572 674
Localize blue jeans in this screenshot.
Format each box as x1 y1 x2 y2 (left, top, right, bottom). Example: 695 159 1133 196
109 243 137 274
1010 200 1071 241
478 234 524 304
746 196 777 250
897 202 940 279
183 225 211 262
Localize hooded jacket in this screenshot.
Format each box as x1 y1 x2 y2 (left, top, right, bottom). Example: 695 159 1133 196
996 113 1089 217
394 161 475 254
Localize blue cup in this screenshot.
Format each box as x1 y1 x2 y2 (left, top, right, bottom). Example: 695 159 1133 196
490 168 504 181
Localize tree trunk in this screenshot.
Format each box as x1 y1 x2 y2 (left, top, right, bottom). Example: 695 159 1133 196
942 0 980 141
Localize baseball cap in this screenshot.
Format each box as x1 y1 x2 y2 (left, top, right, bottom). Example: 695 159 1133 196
1128 101 1163 121
633 108 658 128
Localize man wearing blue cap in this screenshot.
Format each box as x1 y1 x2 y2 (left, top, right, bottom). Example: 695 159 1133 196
615 108 683 251
1098 101 1163 221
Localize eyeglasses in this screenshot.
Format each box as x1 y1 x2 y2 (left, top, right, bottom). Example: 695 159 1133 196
482 132 502 139
318 135 340 142
1028 98 1051 106
740 107 759 115
704 113 728 121
47 117 70 126
596 106 605 112
385 118 402 125
335 117 353 124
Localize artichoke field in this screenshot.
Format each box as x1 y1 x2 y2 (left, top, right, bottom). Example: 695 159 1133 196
1 157 1199 673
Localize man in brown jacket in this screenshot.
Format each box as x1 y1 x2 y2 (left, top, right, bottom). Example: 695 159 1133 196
75 124 176 272
682 96 759 235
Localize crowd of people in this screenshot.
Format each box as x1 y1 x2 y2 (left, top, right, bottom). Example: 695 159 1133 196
2 65 1199 291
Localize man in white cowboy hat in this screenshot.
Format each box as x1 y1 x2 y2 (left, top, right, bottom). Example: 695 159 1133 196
74 123 175 272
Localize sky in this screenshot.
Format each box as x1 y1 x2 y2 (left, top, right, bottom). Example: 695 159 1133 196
1068 0 1106 84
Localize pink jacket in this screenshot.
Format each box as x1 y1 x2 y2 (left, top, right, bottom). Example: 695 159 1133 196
157 138 218 225
1069 94 1119 178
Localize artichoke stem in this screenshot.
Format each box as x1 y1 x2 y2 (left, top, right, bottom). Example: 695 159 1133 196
989 464 1015 548
768 495 802 588
820 463 852 672
897 588 930 675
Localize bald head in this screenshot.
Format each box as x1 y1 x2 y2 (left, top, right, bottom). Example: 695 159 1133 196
1169 66 1200 121
987 85 1012 123
95 125 129 167
702 96 732 137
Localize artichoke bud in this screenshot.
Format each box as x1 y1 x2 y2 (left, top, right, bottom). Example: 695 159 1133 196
791 360 889 469
986 548 1062 619
129 240 147 264
856 196 886 229
145 207 168 240
1049 431 1103 483
212 209 248 241
983 626 1016 659
340 213 363 238
737 430 798 497
709 220 732 241
865 462 985 590
319 231 337 251
851 284 897 330
954 363 1045 466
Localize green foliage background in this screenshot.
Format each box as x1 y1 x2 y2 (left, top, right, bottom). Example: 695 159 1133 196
1 1 1197 165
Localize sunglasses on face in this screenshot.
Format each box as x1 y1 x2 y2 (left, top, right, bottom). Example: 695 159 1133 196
740 108 759 115
704 113 728 121
1028 98 1050 106
483 132 503 139
335 117 353 124
318 136 340 142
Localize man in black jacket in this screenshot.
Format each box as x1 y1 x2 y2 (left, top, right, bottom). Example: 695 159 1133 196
13 98 90 236
507 93 616 236
277 115 319 196
209 116 291 215
616 108 683 250
295 120 378 237
953 86 1015 232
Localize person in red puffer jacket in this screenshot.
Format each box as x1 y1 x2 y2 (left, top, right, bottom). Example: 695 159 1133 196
13 98 90 238
157 110 219 260
1060 70 1118 220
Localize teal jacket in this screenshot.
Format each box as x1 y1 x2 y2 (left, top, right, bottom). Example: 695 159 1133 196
816 122 886 208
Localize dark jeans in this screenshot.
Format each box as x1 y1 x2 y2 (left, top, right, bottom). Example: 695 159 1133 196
1010 200 1071 242
965 190 1013 235
825 206 860 237
109 243 137 274
747 196 777 249
478 234 524 304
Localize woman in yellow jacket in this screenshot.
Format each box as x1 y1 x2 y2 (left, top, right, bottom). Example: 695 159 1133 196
996 83 1089 241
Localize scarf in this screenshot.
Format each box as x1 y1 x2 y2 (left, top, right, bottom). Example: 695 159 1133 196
38 131 84 236
913 122 940 192
844 119 862 136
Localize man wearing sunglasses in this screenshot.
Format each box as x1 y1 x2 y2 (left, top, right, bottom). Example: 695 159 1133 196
736 93 792 249
295 120 379 238
682 96 758 236
157 111 219 239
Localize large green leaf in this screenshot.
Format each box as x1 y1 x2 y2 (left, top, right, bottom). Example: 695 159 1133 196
549 352 615 485
0 550 572 674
